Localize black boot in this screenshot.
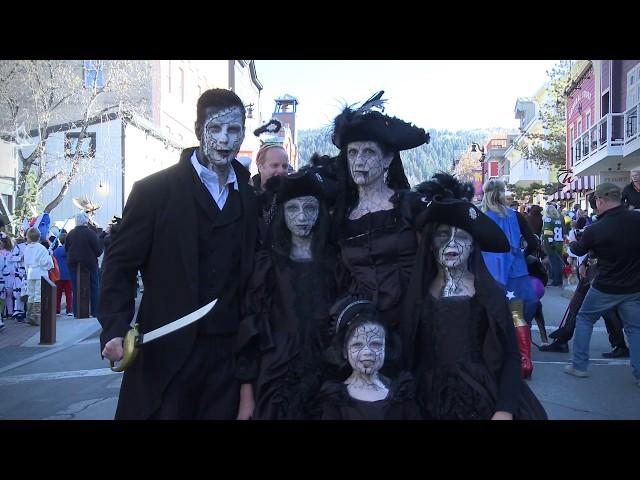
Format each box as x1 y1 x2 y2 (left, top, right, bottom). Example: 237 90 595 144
602 346 630 358
539 340 569 353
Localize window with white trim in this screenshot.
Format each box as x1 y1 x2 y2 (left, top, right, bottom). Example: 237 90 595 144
627 64 640 110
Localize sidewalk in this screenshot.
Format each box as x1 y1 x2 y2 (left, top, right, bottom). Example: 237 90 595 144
0 314 102 374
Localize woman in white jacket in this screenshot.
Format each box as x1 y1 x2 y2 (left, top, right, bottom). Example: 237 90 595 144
23 227 53 326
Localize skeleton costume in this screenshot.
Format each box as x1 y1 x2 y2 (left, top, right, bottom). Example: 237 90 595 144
235 170 338 419
330 91 430 335
9 241 27 319
402 174 547 420
318 298 421 420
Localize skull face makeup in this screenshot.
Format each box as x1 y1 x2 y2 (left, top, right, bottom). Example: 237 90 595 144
347 141 392 187
345 322 386 376
432 224 473 269
201 106 245 168
284 196 319 238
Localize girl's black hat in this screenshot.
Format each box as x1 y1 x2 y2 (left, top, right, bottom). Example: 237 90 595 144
413 173 510 253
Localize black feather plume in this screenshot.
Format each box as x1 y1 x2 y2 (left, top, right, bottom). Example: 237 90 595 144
253 118 282 137
415 172 475 202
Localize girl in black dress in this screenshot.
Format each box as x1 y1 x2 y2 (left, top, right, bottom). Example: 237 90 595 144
319 297 421 420
402 173 547 420
235 170 337 420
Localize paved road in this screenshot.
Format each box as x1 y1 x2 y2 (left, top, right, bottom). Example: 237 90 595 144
0 287 638 420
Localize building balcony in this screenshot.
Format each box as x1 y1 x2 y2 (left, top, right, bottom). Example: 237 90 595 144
624 101 640 159
509 158 549 187
571 113 624 176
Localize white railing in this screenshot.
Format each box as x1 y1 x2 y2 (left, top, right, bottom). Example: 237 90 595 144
625 102 639 144
509 158 548 184
572 113 625 166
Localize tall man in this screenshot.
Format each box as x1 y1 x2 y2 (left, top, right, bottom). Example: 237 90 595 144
564 183 640 388
99 89 258 419
621 169 640 209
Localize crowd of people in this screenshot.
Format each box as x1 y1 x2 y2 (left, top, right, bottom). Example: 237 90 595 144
3 89 639 420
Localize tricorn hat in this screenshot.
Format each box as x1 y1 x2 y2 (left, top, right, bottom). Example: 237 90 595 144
413 173 510 253
266 169 329 205
331 91 430 151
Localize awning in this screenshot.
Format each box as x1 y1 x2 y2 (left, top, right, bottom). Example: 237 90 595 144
562 175 597 193
548 190 573 201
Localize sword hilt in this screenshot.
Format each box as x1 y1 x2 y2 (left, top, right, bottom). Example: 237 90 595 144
110 323 140 373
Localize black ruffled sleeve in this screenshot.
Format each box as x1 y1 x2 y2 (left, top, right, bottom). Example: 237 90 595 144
318 381 350 420
235 250 275 382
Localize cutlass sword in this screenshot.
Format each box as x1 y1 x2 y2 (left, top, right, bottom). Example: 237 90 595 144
110 298 217 372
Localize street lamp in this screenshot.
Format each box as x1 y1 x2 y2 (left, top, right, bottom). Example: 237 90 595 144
470 142 486 192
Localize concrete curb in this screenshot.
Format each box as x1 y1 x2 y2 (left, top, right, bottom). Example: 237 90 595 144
0 317 101 375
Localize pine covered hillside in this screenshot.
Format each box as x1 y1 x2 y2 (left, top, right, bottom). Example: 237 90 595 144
296 127 501 186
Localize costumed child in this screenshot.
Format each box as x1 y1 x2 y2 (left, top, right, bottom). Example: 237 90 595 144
318 297 421 420
402 173 547 420
235 170 337 420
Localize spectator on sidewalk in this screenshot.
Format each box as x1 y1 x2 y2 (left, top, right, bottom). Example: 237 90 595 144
564 183 640 388
542 204 566 287
540 254 629 357
621 169 640 210
65 212 103 317
53 232 73 316
23 227 53 326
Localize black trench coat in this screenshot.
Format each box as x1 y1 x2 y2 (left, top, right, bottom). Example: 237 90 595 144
98 147 258 419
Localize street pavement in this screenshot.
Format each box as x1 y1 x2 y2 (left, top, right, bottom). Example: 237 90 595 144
0 286 638 420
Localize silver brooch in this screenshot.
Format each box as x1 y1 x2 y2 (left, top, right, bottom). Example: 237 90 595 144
469 207 477 220
315 172 323 183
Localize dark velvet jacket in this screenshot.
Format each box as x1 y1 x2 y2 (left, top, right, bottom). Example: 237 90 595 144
98 147 258 419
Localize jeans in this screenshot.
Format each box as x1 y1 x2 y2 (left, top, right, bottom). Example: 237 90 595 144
547 250 564 286
572 286 640 380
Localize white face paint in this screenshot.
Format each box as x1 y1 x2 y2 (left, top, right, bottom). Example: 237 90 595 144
346 141 392 187
284 196 319 238
201 106 245 167
432 225 473 270
346 323 386 376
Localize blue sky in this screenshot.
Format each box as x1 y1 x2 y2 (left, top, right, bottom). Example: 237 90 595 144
254 60 560 132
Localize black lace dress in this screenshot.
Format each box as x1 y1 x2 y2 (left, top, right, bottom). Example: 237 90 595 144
236 250 336 420
415 294 547 420
318 372 422 420
338 191 418 330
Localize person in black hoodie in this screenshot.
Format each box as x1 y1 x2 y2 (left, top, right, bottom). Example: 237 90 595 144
564 183 640 387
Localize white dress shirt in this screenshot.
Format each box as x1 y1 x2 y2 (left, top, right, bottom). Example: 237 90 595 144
190 151 239 210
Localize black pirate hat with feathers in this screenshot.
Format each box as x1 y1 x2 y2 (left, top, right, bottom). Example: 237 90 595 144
413 172 509 253
331 91 430 151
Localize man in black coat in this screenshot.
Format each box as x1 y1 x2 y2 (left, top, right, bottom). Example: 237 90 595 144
65 212 103 317
99 89 259 419
621 170 640 209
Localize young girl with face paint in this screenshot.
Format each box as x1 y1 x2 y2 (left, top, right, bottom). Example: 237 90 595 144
318 298 421 420
235 171 338 420
328 91 430 353
402 173 547 420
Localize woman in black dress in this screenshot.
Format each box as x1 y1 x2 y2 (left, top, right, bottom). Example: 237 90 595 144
329 91 430 333
402 173 547 420
319 297 421 420
235 170 337 420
